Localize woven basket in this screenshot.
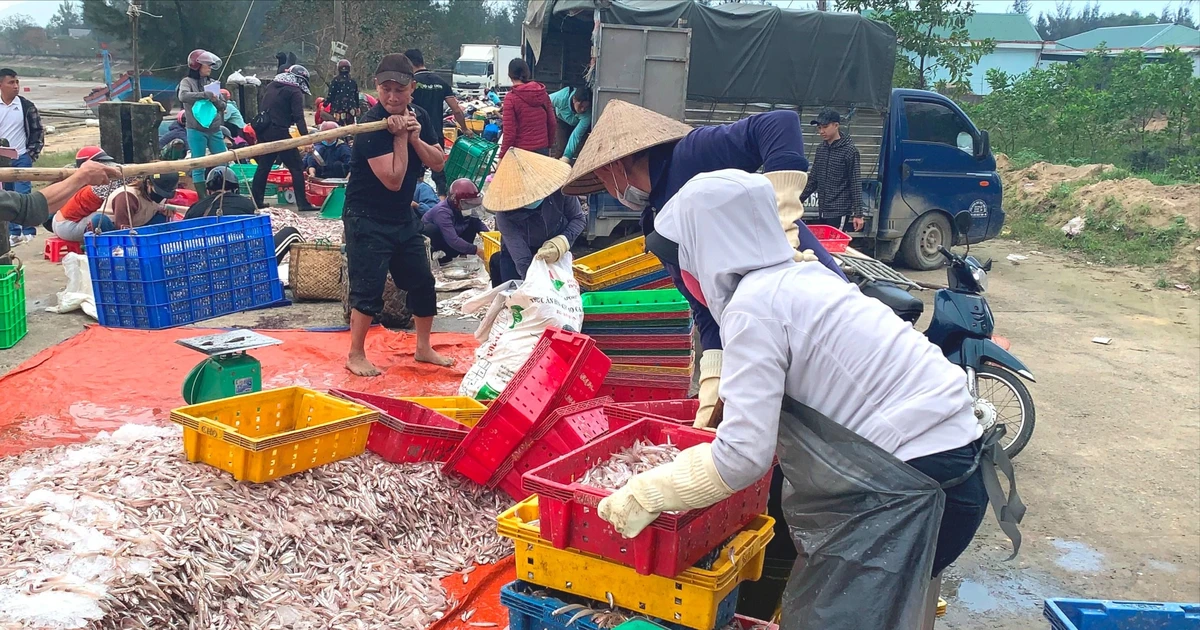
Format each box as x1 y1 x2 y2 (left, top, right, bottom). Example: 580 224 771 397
340 249 414 329
290 241 344 301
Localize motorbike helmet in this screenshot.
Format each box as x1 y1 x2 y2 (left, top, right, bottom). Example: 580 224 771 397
187 49 222 71
75 146 115 167
219 88 231 99
288 65 312 94
448 178 481 210
337 59 351 73
318 121 340 132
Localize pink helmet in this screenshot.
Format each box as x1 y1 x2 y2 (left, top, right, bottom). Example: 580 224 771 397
187 49 221 71
176 110 185 124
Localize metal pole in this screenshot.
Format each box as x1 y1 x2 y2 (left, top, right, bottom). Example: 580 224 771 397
130 1 141 100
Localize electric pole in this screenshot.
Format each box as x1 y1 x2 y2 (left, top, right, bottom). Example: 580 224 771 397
129 0 141 100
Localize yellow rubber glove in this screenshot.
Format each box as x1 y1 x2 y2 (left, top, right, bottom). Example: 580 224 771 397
694 349 722 429
597 442 735 538
534 235 570 263
761 171 809 250
793 248 818 263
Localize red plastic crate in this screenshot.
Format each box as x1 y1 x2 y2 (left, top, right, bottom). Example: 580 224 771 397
490 397 615 501
585 311 691 323
329 389 467 463
306 181 341 207
637 277 676 290
606 399 699 429
522 418 771 578
590 334 693 351
808 224 852 254
599 373 691 403
608 354 693 367
266 168 293 186
442 328 612 485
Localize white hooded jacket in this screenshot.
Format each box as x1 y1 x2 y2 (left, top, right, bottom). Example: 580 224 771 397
653 170 981 490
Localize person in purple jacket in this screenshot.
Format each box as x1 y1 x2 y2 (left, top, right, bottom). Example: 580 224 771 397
421 178 487 266
563 100 850 428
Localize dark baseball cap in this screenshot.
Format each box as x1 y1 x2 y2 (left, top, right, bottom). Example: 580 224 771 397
375 53 414 86
149 171 179 199
810 108 841 126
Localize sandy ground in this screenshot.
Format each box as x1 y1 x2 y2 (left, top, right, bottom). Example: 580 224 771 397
2 234 1198 626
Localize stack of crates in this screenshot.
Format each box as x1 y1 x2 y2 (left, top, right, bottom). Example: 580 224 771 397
497 417 775 630
581 289 693 402
573 236 669 293
445 136 498 189
228 163 278 199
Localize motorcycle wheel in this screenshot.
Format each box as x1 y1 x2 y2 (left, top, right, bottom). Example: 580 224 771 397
977 364 1036 458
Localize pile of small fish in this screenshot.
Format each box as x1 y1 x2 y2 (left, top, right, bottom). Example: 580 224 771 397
577 439 682 491
0 425 511 629
263 207 344 242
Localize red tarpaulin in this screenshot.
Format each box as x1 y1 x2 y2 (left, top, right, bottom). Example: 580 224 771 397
0 325 479 457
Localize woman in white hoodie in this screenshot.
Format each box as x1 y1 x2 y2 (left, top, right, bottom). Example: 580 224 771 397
597 170 1022 629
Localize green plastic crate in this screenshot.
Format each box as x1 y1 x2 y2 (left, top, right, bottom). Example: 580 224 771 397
0 264 27 349
229 163 278 197
445 137 498 189
581 288 689 315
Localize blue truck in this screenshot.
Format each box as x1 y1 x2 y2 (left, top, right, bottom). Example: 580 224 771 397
525 0 1004 269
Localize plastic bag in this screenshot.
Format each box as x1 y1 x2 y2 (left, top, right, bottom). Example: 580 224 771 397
775 396 942 630
458 253 583 400
226 69 246 85
244 74 262 86
45 253 97 320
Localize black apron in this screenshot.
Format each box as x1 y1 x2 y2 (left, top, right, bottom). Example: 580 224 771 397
774 396 1024 630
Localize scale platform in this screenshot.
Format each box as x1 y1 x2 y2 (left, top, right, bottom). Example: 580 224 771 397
176 330 282 357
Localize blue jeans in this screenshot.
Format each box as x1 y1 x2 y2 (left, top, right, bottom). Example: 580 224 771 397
186 128 227 184
89 211 168 232
5 153 35 236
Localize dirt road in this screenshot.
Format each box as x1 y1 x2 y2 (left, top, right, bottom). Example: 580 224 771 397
2 236 1198 625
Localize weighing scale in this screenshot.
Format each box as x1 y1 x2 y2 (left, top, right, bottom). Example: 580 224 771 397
177 330 282 404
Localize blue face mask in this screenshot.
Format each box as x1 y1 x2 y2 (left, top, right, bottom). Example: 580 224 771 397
523 199 543 210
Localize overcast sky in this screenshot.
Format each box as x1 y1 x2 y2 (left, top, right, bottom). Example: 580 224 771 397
1 0 1197 27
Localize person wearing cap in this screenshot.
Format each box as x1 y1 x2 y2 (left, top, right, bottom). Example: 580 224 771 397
563 100 852 429
598 170 1017 628
304 121 352 179
219 88 246 134
62 171 178 238
327 59 360 125
421 178 487 266
802 108 865 233
2 159 121 229
405 48 472 196
252 64 318 212
482 148 586 287
343 52 451 377
548 87 591 163
178 49 228 193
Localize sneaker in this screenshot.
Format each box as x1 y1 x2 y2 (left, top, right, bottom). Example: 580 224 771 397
7 235 18 248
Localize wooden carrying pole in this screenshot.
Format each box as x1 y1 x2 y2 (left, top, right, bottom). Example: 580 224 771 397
0 120 389 183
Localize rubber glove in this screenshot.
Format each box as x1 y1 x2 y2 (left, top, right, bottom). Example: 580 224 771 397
694 349 722 429
793 248 818 263
597 442 735 538
761 171 809 250
535 235 570 263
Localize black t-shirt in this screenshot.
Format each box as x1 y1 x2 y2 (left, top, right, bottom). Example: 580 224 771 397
185 192 258 220
344 102 441 226
411 70 452 141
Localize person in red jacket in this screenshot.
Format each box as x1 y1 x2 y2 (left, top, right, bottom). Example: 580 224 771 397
499 59 555 159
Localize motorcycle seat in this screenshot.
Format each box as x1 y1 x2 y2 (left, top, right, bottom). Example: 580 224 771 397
859 280 924 324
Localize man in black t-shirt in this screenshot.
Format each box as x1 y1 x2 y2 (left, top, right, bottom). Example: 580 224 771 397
404 48 472 196
343 52 452 377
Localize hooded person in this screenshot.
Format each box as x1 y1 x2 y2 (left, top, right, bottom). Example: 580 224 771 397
304 121 352 179
481 148 586 287
597 169 1023 629
327 59 360 125
252 65 318 211
420 178 487 266
563 99 849 429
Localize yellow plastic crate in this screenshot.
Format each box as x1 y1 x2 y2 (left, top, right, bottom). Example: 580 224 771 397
480 231 502 268
400 396 487 428
467 118 486 133
498 496 774 630
171 387 378 483
578 264 667 292
573 236 662 286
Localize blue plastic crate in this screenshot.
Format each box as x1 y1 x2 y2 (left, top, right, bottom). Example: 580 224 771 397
1045 599 1200 630
86 216 283 329
501 580 739 630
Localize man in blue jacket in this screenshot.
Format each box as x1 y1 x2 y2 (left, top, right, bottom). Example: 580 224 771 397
304 122 353 179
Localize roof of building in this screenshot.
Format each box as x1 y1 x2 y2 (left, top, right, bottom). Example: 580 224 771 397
946 13 1043 43
1057 23 1200 50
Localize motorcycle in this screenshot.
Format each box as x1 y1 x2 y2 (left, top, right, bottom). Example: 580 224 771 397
857 213 1036 458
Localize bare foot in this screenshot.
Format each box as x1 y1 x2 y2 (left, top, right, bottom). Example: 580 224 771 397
346 354 381 377
415 347 455 367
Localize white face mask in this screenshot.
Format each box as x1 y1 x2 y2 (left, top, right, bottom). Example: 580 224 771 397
607 161 650 211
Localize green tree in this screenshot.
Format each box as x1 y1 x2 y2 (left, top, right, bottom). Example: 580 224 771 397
837 0 996 90
47 1 85 36
1010 0 1030 15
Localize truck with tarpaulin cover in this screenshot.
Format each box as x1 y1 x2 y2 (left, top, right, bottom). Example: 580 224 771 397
523 0 1004 269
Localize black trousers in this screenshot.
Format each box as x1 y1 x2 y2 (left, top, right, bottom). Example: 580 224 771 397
251 147 310 209
343 215 437 318
488 247 521 288
422 222 481 265
906 440 989 577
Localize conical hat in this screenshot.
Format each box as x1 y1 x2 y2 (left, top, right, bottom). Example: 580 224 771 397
483 148 574 212
563 99 693 196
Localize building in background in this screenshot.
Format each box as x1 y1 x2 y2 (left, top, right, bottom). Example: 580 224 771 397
916 13 1050 95
1044 23 1200 76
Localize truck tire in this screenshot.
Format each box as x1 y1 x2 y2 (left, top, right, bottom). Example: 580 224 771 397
898 212 952 270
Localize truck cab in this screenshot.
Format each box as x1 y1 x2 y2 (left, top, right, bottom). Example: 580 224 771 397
454 44 523 100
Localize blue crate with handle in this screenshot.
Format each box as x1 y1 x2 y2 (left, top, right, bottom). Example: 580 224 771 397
1044 599 1200 630
86 215 283 329
501 580 740 630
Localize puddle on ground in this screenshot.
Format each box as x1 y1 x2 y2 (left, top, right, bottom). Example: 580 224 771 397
1050 539 1105 573
955 580 999 612
943 567 1065 616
